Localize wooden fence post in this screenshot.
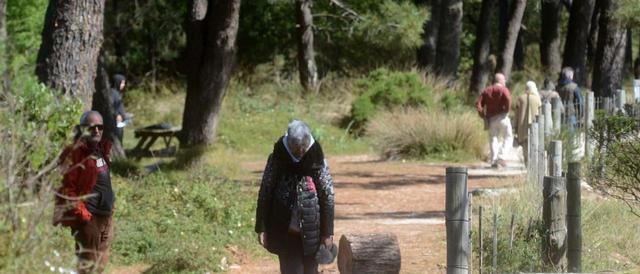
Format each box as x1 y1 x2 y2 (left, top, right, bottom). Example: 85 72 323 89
479 206 483 274
585 92 595 158
468 193 473 274
544 101 552 136
615 89 626 112
549 141 562 177
508 214 515 250
530 123 539 184
538 115 546 184
492 213 498 274
567 162 582 272
446 167 469 274
543 176 567 270
552 97 562 133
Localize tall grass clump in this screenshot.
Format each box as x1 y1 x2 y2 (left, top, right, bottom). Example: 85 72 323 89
366 108 485 161
476 180 640 273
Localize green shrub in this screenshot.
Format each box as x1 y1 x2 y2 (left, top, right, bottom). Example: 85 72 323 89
112 167 257 272
350 69 433 132
0 72 82 272
366 108 484 161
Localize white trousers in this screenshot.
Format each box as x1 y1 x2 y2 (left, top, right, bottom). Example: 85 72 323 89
488 113 514 163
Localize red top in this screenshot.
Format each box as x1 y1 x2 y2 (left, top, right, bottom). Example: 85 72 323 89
476 84 512 119
54 139 112 228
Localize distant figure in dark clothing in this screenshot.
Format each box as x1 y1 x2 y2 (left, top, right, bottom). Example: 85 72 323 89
111 74 127 144
255 120 335 274
557 67 583 131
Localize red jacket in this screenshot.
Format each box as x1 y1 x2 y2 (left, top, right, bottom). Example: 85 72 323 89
476 84 512 119
53 139 112 227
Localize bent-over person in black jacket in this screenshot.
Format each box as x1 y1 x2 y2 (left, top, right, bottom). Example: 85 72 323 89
255 120 335 274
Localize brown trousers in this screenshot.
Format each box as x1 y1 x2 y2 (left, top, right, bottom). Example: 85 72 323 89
71 214 113 274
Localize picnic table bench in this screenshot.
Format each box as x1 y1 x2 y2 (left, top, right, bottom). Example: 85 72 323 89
127 124 181 159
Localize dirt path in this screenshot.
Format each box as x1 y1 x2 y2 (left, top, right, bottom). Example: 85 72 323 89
232 154 524 274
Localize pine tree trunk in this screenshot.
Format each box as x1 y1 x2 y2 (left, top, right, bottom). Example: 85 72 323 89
417 0 441 71
586 1 600 74
92 54 126 159
540 0 563 78
0 0 7 90
296 0 318 92
497 0 526 81
513 28 525 71
435 0 462 79
562 0 595 86
180 0 241 147
470 0 498 95
36 0 105 107
592 0 626 98
624 28 632 76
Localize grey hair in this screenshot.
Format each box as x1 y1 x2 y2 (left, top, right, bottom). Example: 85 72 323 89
561 67 574 80
287 120 312 146
79 110 103 126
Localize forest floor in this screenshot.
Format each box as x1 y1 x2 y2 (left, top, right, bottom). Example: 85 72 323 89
227 152 525 274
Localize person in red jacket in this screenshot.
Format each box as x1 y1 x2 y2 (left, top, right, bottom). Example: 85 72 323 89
476 73 514 168
54 111 115 274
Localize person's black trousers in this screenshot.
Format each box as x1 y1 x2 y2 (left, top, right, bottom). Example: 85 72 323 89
278 232 318 274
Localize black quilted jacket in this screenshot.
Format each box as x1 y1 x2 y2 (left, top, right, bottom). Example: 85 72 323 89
255 137 335 256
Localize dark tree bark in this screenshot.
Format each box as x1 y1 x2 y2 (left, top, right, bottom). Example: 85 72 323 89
586 1 600 73
562 0 595 86
180 0 241 147
513 27 525 70
0 0 7 90
592 0 626 98
540 0 563 78
36 0 105 107
434 0 462 79
497 0 527 81
92 55 126 159
624 28 632 75
470 0 498 95
499 0 509 53
417 0 441 71
296 0 318 92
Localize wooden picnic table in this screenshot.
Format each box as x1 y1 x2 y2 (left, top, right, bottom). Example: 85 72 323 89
128 125 181 159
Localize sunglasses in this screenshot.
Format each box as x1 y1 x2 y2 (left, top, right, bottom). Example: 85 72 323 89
85 124 104 132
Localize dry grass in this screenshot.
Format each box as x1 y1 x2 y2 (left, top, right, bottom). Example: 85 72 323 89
366 108 486 161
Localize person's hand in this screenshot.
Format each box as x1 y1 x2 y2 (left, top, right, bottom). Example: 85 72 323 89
116 115 123 123
258 232 267 248
322 235 334 247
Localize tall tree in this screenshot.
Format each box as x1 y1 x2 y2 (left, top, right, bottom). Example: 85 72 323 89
296 0 318 91
434 0 462 78
180 0 241 147
470 0 498 94
562 0 595 86
497 0 527 81
540 0 563 78
592 0 626 98
417 0 441 71
36 0 105 107
586 1 600 73
0 0 6 90
624 28 632 75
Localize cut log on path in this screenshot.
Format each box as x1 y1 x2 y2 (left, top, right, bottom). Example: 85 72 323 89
338 233 401 274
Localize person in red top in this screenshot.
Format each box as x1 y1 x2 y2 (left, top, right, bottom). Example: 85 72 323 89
476 73 514 168
54 111 115 274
